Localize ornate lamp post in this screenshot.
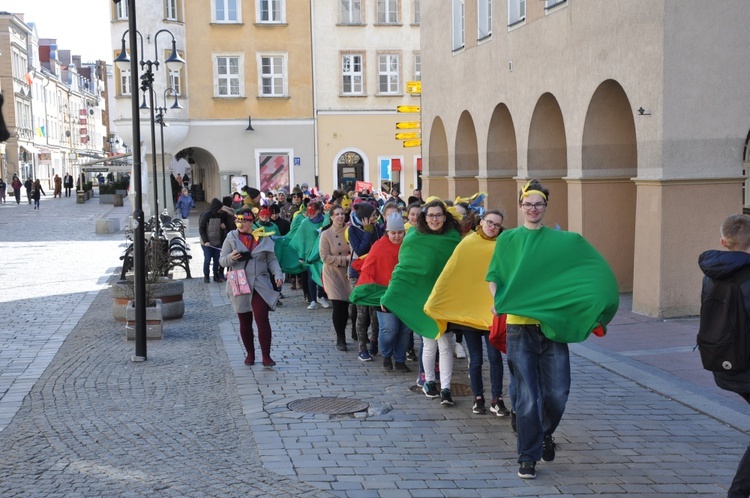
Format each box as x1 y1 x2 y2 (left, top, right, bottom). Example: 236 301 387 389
155 88 182 212
113 0 185 361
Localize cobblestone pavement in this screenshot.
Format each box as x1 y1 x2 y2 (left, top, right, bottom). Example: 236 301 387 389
0 195 747 496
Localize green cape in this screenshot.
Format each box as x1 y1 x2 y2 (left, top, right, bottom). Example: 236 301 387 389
289 216 328 287
486 226 619 343
381 228 462 339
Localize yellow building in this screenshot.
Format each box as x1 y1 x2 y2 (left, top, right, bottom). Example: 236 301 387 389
420 0 750 317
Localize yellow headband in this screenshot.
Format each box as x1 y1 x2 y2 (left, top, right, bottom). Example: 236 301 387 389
520 180 547 201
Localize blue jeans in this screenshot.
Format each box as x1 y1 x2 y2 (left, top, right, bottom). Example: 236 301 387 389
377 311 411 363
463 329 504 400
506 324 570 463
201 245 220 277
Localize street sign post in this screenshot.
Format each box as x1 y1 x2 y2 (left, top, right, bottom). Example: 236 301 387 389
397 105 421 113
406 81 422 95
395 132 421 140
402 139 422 148
396 121 421 130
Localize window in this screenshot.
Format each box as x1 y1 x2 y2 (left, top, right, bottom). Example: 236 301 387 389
478 0 492 39
413 52 421 81
169 69 182 96
258 54 287 97
412 0 420 24
258 0 285 23
114 0 128 20
508 0 525 25
545 0 566 9
378 53 399 94
342 53 364 95
214 0 240 22
452 0 465 50
213 55 243 97
165 0 179 21
120 68 132 96
377 0 399 24
340 0 362 24
379 157 402 194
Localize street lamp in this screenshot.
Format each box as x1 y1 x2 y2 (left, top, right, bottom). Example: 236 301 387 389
116 28 185 237
114 0 185 361
155 87 182 213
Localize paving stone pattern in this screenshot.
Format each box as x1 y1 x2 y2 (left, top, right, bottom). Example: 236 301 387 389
0 195 746 496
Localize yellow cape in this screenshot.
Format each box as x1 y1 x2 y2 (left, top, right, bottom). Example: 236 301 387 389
424 231 495 335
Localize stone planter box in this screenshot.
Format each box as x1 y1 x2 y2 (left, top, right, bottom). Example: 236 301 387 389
99 194 115 204
112 277 184 322
116 189 128 197
125 299 163 340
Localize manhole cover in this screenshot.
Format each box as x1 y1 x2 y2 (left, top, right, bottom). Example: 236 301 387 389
288 397 369 415
409 382 473 396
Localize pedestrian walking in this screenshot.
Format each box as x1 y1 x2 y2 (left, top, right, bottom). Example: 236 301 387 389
63 172 73 197
220 206 283 368
382 198 463 406
486 179 619 479
174 188 194 220
53 174 62 198
199 198 224 283
11 174 21 204
319 205 351 351
31 179 46 210
24 178 32 204
698 213 750 498
0 177 6 204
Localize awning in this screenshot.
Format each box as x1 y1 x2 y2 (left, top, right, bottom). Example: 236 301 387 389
79 153 133 167
20 143 40 154
392 158 402 172
417 158 422 172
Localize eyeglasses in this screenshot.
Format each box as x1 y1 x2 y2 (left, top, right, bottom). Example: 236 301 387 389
483 219 502 229
235 218 252 224
425 213 445 220
521 202 547 211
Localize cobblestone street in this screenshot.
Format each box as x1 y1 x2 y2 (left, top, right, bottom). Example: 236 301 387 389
0 195 747 496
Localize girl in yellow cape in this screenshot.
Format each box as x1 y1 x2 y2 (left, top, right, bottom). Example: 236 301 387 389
424 210 511 416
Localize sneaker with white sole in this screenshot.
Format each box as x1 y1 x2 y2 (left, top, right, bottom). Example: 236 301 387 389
472 395 486 414
318 297 331 308
517 461 536 479
440 389 454 406
307 301 318 310
490 398 511 417
358 349 373 361
542 434 556 462
422 381 439 398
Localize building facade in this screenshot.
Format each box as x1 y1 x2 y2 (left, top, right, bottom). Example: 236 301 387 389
420 0 750 317
312 0 422 196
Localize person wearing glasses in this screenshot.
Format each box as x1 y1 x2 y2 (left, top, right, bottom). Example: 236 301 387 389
382 198 462 406
219 207 283 368
281 187 303 221
425 209 510 417
486 179 619 479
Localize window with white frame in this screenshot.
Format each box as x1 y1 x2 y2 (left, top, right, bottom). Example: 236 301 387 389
340 0 362 24
413 52 421 81
213 55 243 97
258 54 287 97
478 0 492 39
258 0 285 23
452 0 465 50
165 0 178 20
377 0 399 24
114 0 128 20
412 0 420 24
214 0 240 22
341 53 364 95
120 68 132 96
378 53 399 94
508 0 525 25
169 69 182 96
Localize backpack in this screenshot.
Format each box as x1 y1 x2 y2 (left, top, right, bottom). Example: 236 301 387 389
697 266 750 372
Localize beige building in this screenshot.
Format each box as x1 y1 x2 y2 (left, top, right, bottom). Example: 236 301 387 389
420 0 750 317
312 0 422 196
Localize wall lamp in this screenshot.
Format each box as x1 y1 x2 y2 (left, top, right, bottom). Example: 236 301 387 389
637 107 651 116
245 115 255 132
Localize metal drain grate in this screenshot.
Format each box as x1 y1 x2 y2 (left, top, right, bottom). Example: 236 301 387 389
409 382 473 396
288 397 369 415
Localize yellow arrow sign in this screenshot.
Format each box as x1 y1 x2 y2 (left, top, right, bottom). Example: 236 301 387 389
395 132 421 140
396 121 421 130
403 139 422 148
397 105 421 113
406 81 422 94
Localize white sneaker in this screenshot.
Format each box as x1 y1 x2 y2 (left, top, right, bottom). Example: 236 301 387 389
307 301 319 310
318 297 331 308
455 342 466 359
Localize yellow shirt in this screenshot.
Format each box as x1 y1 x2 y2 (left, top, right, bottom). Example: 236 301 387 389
506 314 541 325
